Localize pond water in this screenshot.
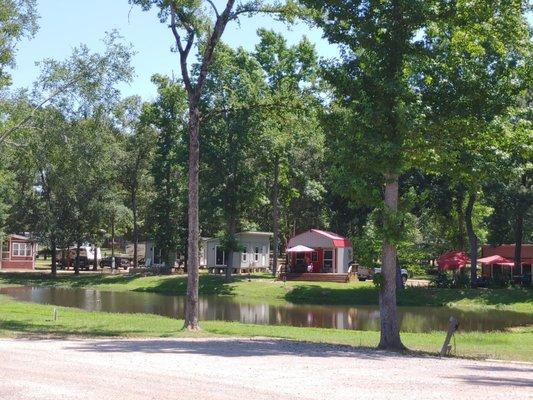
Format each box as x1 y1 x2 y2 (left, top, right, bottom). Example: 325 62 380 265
1 286 531 333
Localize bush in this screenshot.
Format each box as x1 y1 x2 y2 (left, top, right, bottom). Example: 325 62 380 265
430 270 470 288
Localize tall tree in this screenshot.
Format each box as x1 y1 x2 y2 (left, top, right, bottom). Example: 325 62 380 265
416 0 532 286
132 0 291 330
142 75 188 268
300 0 438 350
253 29 323 273
116 97 157 269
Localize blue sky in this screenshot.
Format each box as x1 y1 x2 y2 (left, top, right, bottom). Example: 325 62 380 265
10 0 339 100
10 1 533 101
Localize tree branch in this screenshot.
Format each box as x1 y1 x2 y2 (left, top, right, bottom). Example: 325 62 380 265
206 0 220 18
170 6 194 94
0 75 82 146
200 97 305 122
194 0 236 101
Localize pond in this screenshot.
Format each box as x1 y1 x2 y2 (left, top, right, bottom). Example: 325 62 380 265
1 286 531 333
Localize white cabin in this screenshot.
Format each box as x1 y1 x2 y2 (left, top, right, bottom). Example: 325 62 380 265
202 231 272 273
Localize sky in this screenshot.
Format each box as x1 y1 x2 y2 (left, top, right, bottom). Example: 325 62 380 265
9 1 533 101
9 0 340 100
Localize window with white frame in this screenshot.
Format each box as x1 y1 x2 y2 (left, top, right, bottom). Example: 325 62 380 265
12 242 31 257
242 246 247 262
254 246 260 262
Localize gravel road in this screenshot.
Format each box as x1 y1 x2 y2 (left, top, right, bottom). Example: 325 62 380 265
0 338 531 400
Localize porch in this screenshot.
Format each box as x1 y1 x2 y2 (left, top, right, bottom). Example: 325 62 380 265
278 272 353 283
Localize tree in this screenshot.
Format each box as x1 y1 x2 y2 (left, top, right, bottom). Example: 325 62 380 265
416 1 532 286
300 0 439 350
252 29 323 274
142 75 188 269
199 43 267 281
116 97 157 268
132 0 291 330
3 33 134 275
0 0 38 88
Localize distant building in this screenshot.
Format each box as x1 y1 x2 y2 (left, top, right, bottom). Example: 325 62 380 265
201 232 272 273
0 234 37 270
481 244 533 278
287 229 353 273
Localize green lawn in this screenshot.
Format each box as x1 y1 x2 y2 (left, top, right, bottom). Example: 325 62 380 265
0 272 531 312
0 295 531 361
0 272 531 361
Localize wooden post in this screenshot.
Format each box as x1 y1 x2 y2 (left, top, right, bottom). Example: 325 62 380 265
440 317 459 356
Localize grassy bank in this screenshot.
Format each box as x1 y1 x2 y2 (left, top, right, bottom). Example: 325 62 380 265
0 295 530 362
0 272 531 313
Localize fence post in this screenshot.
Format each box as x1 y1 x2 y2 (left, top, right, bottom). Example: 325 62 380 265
440 317 459 356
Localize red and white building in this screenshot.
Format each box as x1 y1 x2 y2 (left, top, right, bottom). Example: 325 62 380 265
287 229 353 273
0 234 37 270
481 244 533 278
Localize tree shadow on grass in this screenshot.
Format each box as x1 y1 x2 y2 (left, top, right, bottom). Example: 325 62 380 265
131 274 236 296
0 319 149 338
0 272 143 288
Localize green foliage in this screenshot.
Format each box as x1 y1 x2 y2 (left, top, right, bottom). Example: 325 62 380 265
142 75 188 262
0 0 38 88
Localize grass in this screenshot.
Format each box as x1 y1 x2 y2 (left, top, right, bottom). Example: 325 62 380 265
0 271 531 312
0 295 531 362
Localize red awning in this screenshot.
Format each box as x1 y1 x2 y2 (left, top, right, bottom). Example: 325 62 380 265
477 255 514 266
437 251 470 270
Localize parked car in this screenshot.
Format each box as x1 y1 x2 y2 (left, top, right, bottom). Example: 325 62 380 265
357 265 408 283
100 256 131 270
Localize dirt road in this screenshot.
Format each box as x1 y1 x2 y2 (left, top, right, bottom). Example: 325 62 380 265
0 338 531 400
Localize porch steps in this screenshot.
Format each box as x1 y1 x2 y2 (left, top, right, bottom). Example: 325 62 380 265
279 273 352 283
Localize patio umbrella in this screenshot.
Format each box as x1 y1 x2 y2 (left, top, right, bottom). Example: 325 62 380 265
286 245 315 253
477 255 514 266
437 251 470 270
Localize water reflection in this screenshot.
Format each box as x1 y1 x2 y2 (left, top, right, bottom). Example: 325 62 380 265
1 286 531 333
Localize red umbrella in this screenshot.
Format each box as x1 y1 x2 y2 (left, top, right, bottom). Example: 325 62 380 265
437 251 470 270
477 255 514 266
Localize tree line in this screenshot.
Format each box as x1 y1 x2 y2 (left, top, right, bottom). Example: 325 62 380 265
0 0 531 349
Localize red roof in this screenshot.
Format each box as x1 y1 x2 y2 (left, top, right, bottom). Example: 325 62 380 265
311 229 352 247
287 229 352 249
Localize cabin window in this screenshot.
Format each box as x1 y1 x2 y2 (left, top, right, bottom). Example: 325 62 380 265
215 245 226 266
242 247 247 262
12 242 31 257
311 252 318 262
254 246 260 262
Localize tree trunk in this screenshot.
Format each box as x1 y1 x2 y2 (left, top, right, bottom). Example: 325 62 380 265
455 189 466 250
74 242 81 275
111 215 115 269
396 256 404 290
378 174 405 350
93 244 98 271
132 188 138 269
50 237 57 277
514 212 523 275
184 106 201 331
272 158 280 276
465 191 478 288
225 218 237 282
